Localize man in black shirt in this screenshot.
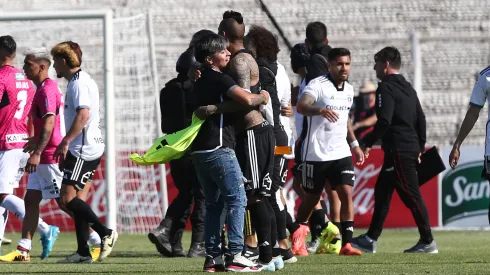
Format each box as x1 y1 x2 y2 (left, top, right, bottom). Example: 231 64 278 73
191 33 269 272
352 46 438 254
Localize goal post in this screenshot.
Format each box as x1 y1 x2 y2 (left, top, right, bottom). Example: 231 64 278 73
0 10 171 234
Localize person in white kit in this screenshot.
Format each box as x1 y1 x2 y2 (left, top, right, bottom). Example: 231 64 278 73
50 41 117 263
0 36 58 261
293 48 364 256
449 64 490 224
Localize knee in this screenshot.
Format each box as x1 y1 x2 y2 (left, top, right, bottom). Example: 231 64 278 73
24 191 42 207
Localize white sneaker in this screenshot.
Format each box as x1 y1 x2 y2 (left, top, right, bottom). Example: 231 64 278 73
99 231 118 261
57 252 93 263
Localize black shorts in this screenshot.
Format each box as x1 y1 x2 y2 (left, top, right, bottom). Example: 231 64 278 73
62 151 102 191
272 155 289 192
300 156 355 193
236 122 275 197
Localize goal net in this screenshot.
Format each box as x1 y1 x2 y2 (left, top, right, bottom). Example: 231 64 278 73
1 13 164 233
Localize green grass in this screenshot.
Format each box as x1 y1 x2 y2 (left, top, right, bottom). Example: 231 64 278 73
1 230 489 274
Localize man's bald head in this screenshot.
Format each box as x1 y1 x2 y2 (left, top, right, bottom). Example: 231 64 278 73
218 10 245 42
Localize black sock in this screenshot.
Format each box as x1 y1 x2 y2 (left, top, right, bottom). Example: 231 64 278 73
67 197 111 238
309 209 327 241
284 204 297 234
268 196 287 241
73 214 90 256
341 221 354 246
249 201 272 263
488 202 490 226
264 199 278 256
333 221 341 232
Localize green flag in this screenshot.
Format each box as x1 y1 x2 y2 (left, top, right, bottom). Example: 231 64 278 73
129 114 205 165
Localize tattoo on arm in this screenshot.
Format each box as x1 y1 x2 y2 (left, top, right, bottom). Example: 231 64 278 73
297 94 322 116
230 55 251 90
34 115 55 155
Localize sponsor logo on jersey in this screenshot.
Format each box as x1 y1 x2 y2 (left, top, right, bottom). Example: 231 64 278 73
326 105 350 111
15 73 25 80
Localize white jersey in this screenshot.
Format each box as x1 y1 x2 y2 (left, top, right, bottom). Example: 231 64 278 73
469 66 490 155
295 78 307 137
300 75 354 162
276 62 295 158
64 70 104 161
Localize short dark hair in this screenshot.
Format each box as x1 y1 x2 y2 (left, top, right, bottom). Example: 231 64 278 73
0 35 16 55
189 29 215 47
246 25 279 61
306 22 327 46
327 47 351 61
374 46 401 69
194 34 228 63
222 10 243 24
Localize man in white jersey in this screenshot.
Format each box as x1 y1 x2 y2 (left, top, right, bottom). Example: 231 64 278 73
51 41 117 263
293 48 364 256
0 36 57 260
449 65 490 224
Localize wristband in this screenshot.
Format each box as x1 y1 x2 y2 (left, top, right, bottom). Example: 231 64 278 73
350 140 359 148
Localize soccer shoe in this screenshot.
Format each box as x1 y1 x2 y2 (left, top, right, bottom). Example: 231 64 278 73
187 242 206 258
40 225 60 259
224 252 261 272
306 239 319 253
90 247 101 261
403 240 438 253
290 224 309 256
1 237 12 245
272 255 284 270
339 243 362 256
351 234 376 253
279 248 297 264
242 245 259 261
325 238 341 254
257 260 276 271
57 252 93 263
99 230 118 261
203 255 225 272
0 250 30 262
315 222 340 254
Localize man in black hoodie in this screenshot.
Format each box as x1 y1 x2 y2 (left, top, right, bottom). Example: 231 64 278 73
351 46 438 254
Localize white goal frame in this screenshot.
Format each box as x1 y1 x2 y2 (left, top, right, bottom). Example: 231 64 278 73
0 10 117 229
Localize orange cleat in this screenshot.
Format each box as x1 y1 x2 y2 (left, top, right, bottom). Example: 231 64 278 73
339 243 362 256
290 224 309 256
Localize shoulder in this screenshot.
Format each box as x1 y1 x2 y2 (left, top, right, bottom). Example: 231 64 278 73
479 65 490 77
309 75 331 87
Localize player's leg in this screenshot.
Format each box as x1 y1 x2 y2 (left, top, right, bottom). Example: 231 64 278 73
0 206 8 253
76 181 101 260
57 152 117 263
392 152 437 253
329 157 361 256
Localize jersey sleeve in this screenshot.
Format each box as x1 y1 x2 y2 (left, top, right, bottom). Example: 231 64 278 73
469 74 489 108
220 74 238 96
71 81 91 110
38 86 57 117
302 78 321 102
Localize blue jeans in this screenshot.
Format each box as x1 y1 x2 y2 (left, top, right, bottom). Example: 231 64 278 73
192 147 246 257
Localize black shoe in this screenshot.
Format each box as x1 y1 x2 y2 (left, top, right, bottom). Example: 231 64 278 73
242 245 259 261
148 225 172 257
187 242 206 258
203 255 225 272
171 230 186 257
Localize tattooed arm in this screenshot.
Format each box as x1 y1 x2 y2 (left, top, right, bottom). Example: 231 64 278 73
194 90 270 119
26 114 55 173
228 53 252 89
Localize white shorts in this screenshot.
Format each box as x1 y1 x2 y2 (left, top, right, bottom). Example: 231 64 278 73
27 164 63 199
0 149 29 194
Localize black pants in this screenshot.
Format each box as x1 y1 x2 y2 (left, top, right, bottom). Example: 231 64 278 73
163 155 205 244
367 150 433 244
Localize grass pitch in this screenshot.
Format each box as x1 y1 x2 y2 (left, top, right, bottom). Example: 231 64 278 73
0 230 489 274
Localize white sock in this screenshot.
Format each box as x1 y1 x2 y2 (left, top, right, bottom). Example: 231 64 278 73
0 195 50 235
89 231 101 245
0 207 8 249
17 238 32 251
